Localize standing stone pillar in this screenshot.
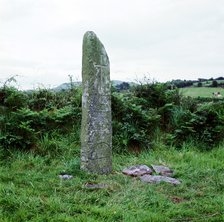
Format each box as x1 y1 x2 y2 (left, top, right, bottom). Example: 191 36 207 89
81 31 112 174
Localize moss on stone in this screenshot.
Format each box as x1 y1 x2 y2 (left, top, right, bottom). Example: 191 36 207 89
80 31 112 174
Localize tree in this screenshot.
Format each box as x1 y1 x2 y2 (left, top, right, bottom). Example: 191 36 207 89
197 82 202 87
212 80 218 87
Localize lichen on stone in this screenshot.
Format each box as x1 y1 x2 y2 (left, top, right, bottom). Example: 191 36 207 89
80 31 112 174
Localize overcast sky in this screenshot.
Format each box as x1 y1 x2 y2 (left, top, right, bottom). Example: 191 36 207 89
1 0 224 89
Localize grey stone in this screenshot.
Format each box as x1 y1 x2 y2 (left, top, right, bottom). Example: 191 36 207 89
80 31 112 174
151 165 174 176
140 175 181 185
59 174 73 180
84 183 108 189
122 165 153 176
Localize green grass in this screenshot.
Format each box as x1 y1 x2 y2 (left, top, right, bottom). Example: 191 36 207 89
1 144 224 221
180 87 224 98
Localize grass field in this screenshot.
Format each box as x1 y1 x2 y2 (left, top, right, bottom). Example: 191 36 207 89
1 144 224 221
180 87 224 98
193 80 224 87
193 80 224 86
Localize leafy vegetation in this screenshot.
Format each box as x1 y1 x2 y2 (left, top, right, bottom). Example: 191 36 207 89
0 77 224 221
0 86 81 151
168 101 224 149
1 79 224 153
170 77 224 88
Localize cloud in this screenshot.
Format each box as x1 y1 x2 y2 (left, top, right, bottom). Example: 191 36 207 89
0 0 224 88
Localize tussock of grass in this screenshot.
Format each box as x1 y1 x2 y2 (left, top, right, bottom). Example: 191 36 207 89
0 145 224 221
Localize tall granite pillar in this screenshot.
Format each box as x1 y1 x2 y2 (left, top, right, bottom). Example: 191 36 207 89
80 31 112 174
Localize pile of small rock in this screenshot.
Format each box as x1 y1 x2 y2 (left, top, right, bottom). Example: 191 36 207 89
122 164 181 185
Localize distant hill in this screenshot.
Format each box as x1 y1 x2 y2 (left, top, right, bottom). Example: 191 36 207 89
53 80 137 92
53 82 81 92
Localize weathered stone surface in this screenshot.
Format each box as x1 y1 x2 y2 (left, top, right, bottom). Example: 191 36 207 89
151 165 174 176
84 183 108 189
59 174 73 180
122 165 153 176
81 31 112 174
140 175 181 185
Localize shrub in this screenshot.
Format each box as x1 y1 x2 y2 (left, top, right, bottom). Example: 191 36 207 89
169 101 224 149
0 108 38 150
1 80 224 154
0 87 28 111
0 86 82 151
112 92 160 153
133 82 169 108
212 80 218 87
197 82 202 87
28 89 57 111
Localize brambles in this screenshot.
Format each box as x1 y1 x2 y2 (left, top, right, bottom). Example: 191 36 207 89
0 85 82 152
0 79 224 155
112 92 160 153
